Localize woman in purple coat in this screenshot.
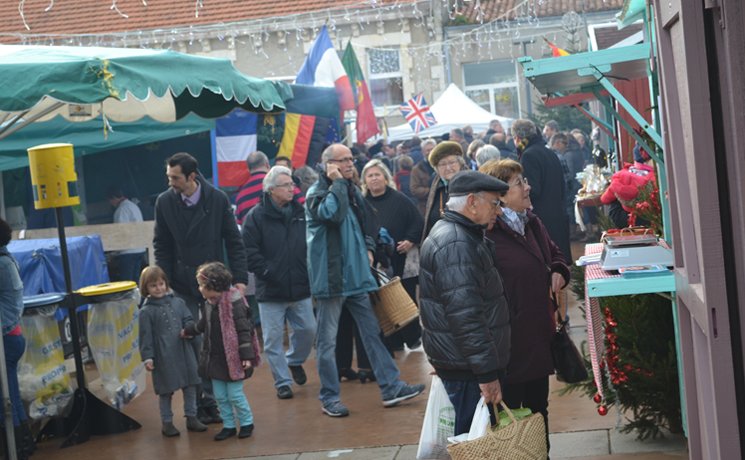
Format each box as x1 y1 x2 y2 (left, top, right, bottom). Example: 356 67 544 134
480 159 570 452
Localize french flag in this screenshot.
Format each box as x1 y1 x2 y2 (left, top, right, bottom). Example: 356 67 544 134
212 110 258 188
296 26 355 111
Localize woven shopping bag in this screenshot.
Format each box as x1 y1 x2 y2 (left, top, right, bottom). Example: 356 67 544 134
447 402 547 460
369 268 419 336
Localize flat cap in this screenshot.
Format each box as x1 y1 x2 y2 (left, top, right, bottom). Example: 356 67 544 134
448 170 509 196
429 141 463 168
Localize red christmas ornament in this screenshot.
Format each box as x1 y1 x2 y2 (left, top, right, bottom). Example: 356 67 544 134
597 405 608 416
593 393 602 404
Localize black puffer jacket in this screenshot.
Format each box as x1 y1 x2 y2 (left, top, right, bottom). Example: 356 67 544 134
419 210 511 383
242 195 310 302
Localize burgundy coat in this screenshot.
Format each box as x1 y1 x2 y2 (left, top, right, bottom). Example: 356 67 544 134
485 211 570 384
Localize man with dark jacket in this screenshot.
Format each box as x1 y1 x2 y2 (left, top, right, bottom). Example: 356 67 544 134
306 143 424 418
153 152 248 424
242 166 316 401
419 170 511 436
513 119 573 261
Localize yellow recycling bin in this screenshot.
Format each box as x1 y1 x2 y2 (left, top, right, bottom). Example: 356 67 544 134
77 281 145 409
27 143 80 209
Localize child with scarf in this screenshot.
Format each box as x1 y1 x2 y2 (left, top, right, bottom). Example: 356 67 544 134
183 262 260 441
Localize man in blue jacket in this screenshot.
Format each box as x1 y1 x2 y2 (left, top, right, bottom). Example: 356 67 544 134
305 143 425 418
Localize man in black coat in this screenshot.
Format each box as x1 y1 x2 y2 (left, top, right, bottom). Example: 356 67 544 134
513 119 573 262
153 152 248 423
242 166 316 401
419 170 511 436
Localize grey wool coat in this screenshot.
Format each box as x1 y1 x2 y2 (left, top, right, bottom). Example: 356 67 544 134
138 294 200 395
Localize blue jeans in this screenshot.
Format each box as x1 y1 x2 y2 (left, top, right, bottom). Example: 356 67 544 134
314 293 404 405
2 334 27 426
441 379 482 436
259 297 316 388
212 379 253 429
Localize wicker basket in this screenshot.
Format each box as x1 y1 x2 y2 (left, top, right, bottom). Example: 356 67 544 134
447 402 547 460
370 275 419 337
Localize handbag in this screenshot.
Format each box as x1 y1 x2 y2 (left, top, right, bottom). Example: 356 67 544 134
369 267 419 336
447 401 547 460
551 293 588 383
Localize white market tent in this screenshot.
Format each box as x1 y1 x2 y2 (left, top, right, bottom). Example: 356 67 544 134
387 83 513 141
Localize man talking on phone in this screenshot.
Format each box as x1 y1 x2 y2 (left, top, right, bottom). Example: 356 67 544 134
305 143 425 418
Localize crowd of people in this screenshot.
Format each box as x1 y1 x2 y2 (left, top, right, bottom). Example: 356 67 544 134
1 116 597 458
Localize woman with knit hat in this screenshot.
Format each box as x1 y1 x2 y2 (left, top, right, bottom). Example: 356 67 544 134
421 141 467 242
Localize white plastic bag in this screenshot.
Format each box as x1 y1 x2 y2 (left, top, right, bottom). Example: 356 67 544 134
466 397 490 440
416 375 455 459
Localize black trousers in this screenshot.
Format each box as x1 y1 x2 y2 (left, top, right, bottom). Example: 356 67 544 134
502 376 550 456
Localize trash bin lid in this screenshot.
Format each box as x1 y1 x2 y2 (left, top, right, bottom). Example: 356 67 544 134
76 281 137 297
23 292 66 308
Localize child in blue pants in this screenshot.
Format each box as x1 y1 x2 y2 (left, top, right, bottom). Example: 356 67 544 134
183 262 259 441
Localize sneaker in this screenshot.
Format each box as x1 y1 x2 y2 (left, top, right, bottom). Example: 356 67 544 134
161 422 180 437
407 338 423 350
289 365 307 385
214 427 237 441
186 416 207 432
322 401 350 417
276 385 293 400
383 383 425 408
238 424 254 439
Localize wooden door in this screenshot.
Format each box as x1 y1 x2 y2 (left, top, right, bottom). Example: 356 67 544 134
652 0 744 458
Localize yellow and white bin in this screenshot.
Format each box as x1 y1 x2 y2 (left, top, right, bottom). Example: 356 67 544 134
78 282 145 409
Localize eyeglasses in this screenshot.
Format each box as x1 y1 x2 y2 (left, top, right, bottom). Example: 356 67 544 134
510 176 529 188
437 159 461 169
274 182 295 190
328 157 354 164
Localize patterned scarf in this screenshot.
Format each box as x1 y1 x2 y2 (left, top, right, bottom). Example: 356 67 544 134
218 288 248 381
501 207 529 236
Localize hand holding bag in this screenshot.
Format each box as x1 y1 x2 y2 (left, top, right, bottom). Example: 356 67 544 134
447 401 547 460
551 293 588 384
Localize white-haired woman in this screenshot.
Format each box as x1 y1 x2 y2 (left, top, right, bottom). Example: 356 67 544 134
361 159 424 354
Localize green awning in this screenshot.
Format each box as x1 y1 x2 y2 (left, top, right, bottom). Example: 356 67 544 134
0 44 288 140
0 114 214 172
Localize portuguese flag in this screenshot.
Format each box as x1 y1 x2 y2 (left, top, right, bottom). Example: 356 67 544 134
341 41 380 145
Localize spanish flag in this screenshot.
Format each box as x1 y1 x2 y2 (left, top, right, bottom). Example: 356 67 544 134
544 38 570 57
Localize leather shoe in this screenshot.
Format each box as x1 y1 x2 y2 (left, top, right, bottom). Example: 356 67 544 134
214 427 237 441
205 406 222 424
276 385 293 399
289 365 307 385
238 424 254 438
338 368 359 381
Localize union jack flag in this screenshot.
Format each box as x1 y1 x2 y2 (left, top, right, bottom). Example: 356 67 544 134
399 93 437 133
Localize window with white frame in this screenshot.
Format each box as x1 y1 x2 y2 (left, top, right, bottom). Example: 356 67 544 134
367 48 404 107
463 60 520 119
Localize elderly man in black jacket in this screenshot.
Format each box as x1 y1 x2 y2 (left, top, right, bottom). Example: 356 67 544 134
153 152 248 424
419 170 511 436
242 166 317 401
